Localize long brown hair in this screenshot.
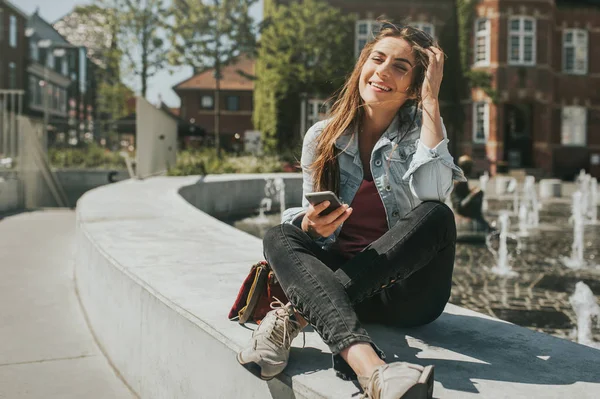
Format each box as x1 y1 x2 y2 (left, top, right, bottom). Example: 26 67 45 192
311 21 440 193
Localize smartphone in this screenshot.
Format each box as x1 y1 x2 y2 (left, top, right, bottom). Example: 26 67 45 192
305 191 344 216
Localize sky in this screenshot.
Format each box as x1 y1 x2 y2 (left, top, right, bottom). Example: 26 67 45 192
17 0 263 108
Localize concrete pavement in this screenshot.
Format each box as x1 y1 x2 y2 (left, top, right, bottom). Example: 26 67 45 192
0 210 135 399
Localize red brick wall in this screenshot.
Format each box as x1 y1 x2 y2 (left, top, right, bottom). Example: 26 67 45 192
177 89 254 139
272 0 600 177
459 0 600 178
0 6 27 90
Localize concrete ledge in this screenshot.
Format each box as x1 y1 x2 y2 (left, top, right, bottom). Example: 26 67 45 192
75 174 600 398
0 171 22 214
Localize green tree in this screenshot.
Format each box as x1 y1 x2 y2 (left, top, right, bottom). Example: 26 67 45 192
456 0 497 102
255 0 354 152
117 0 169 97
167 0 258 156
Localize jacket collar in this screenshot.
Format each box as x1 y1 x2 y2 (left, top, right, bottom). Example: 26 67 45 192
334 104 419 155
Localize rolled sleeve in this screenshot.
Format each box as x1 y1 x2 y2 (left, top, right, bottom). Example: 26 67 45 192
402 121 466 201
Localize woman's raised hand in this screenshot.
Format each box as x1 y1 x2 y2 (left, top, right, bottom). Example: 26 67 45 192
301 201 353 239
421 46 444 105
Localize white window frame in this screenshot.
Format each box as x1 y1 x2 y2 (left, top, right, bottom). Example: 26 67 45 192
472 102 489 144
9 14 17 48
355 20 380 58
508 16 536 66
563 29 588 75
561 106 587 146
307 99 330 127
473 18 490 66
411 22 435 39
201 95 214 109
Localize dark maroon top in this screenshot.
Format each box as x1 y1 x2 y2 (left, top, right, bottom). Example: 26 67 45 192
332 176 388 259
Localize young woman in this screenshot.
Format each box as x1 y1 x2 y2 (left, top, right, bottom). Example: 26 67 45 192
238 22 465 399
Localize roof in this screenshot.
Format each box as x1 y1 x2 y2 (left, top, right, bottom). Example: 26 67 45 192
159 103 181 121
27 11 71 45
173 55 255 91
2 0 29 19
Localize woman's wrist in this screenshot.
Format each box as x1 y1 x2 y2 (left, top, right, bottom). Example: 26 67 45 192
421 98 439 109
301 215 321 239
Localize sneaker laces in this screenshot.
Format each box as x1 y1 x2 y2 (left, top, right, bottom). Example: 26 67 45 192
359 367 383 399
266 297 303 349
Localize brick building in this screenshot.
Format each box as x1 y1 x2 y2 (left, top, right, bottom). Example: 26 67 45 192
0 0 27 91
173 55 255 151
463 0 600 179
273 0 464 156
272 0 600 178
26 10 98 147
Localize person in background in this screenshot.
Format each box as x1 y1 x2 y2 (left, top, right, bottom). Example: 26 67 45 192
451 155 491 232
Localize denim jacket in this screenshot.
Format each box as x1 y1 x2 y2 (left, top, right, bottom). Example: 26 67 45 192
281 104 466 249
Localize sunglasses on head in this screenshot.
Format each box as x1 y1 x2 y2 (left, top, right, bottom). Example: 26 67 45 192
379 22 434 48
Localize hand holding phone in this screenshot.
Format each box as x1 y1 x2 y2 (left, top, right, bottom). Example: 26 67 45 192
305 191 344 216
302 191 353 238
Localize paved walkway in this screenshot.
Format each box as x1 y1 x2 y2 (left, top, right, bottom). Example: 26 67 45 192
0 210 135 399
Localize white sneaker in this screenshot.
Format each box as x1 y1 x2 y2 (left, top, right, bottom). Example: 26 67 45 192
359 362 434 399
237 298 303 380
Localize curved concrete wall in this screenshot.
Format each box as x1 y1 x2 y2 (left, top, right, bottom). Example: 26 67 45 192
0 171 22 214
75 174 600 399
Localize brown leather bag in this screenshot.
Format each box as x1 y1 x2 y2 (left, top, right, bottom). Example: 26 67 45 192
228 261 288 324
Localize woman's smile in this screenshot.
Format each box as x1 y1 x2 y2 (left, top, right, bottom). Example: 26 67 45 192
368 81 393 92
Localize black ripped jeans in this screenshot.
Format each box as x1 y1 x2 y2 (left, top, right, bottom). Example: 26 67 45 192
262 201 457 380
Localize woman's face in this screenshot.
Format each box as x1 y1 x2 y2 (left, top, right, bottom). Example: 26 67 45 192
358 37 417 110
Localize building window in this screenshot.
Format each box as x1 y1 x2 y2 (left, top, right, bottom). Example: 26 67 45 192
472 102 489 143
508 17 536 66
307 99 330 127
29 76 37 106
8 62 16 89
36 80 43 106
52 85 59 111
62 58 69 76
47 51 55 69
561 106 586 146
355 20 380 58
563 29 588 75
60 89 67 113
201 95 214 109
9 15 17 48
474 18 490 65
411 22 435 38
30 41 39 61
226 95 240 111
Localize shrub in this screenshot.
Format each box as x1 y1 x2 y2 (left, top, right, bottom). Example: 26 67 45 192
48 144 127 169
167 149 291 176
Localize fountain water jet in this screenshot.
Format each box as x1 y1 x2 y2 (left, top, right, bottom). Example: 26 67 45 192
569 281 600 349
479 171 489 212
591 178 598 224
563 191 586 269
489 211 519 277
